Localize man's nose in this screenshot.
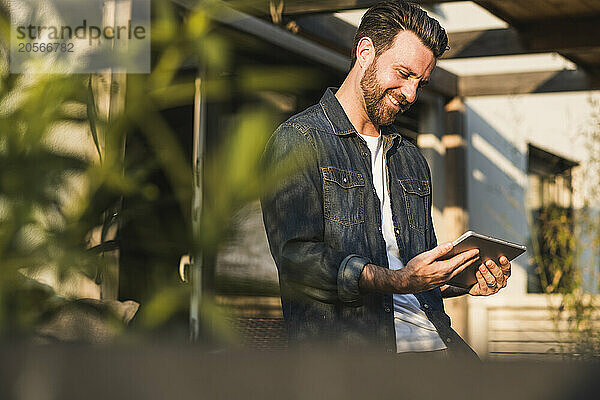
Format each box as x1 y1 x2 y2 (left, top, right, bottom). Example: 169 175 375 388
400 80 419 104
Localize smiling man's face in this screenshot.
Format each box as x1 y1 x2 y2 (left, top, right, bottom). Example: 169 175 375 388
360 30 436 126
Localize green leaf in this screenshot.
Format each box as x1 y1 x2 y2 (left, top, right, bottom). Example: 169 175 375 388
86 76 102 163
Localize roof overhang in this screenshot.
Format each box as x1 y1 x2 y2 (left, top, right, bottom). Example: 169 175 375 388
176 0 600 97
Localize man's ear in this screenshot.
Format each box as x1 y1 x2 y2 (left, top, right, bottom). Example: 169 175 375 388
356 37 375 69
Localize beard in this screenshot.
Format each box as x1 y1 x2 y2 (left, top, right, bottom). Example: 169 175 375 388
360 60 411 127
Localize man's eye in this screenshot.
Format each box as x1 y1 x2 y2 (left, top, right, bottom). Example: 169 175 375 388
397 70 409 79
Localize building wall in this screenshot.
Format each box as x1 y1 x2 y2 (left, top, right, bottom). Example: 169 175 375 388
461 91 600 357
464 91 600 297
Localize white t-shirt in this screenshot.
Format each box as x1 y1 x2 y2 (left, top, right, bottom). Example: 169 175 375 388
357 132 446 353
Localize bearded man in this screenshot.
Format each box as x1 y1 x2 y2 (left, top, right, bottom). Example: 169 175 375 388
260 1 511 358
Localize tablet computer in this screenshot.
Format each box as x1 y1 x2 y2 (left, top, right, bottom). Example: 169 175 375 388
440 231 526 289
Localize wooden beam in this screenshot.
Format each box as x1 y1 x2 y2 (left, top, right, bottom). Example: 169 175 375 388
560 50 600 76
519 16 600 53
283 0 378 14
429 66 458 97
445 15 600 59
447 14 600 72
173 0 351 71
223 0 462 15
444 28 529 59
293 14 356 56
459 69 600 97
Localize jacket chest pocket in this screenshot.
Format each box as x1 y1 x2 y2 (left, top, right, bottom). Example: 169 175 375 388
322 167 365 226
399 179 430 233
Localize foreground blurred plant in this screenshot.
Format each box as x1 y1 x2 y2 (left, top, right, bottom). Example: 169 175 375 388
0 0 300 344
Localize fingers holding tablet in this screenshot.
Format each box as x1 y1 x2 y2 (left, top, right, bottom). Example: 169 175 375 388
466 257 513 296
485 259 507 288
444 231 524 289
499 256 511 278
471 269 499 295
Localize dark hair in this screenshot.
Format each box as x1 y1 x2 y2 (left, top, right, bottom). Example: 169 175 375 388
350 1 449 68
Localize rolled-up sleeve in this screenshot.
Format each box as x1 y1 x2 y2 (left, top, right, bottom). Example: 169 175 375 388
337 254 370 305
260 123 368 306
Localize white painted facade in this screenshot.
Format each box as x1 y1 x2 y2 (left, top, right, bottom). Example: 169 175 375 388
464 92 599 297
463 92 600 357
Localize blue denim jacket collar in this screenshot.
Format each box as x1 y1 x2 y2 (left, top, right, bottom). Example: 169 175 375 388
319 87 404 141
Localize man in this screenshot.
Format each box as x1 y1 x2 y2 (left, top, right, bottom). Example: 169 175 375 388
260 1 511 357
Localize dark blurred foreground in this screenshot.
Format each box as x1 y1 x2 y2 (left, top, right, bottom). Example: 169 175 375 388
1 345 599 400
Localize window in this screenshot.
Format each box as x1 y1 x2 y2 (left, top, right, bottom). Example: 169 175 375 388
526 144 578 294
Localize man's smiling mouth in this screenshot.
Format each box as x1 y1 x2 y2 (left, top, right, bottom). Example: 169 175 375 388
386 92 400 107
385 91 412 113
385 92 410 111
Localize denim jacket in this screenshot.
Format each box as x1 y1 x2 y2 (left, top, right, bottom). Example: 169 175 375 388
261 88 477 357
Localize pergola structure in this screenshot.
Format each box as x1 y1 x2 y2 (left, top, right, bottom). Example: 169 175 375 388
170 0 600 96
245 0 600 97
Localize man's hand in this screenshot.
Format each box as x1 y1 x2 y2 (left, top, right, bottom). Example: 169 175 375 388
360 242 480 294
401 242 480 293
468 256 511 296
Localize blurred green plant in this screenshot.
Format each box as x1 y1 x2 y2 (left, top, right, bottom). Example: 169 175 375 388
0 0 304 344
531 205 576 295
